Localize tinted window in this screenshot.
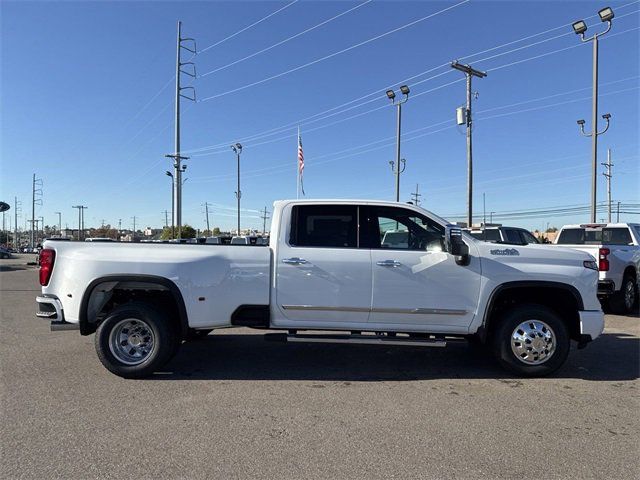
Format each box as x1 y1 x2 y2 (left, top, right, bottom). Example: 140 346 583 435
368 206 444 251
603 228 632 245
520 231 539 244
290 205 358 248
469 229 501 242
504 229 523 244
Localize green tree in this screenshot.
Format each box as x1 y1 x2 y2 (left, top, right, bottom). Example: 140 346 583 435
160 225 196 240
212 227 221 236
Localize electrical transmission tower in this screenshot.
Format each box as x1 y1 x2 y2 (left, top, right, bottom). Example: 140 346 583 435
410 184 422 206
31 174 43 249
602 148 613 223
166 21 196 240
260 206 270 235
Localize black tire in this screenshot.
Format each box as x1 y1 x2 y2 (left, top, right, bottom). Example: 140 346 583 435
608 273 638 315
95 302 178 378
492 304 570 377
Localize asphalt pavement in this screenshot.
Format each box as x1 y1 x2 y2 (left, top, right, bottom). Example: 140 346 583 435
1 254 638 479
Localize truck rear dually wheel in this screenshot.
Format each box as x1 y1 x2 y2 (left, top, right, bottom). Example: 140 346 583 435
493 304 569 377
95 302 177 378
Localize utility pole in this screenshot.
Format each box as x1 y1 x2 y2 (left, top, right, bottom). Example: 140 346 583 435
572 8 614 223
410 184 421 206
386 86 410 202
14 197 21 249
451 61 486 228
168 20 196 241
72 206 87 241
601 148 613 223
260 206 270 235
163 210 169 228
203 202 212 233
31 174 43 249
231 143 243 235
131 216 137 240
483 193 486 226
616 201 621 222
54 212 61 236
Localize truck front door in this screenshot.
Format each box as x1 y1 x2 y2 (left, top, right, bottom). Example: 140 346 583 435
365 205 481 332
273 204 372 329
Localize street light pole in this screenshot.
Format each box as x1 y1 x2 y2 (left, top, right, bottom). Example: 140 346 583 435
386 86 410 202
231 143 243 235
572 7 614 223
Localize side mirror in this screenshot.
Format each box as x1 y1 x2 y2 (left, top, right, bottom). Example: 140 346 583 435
445 225 470 265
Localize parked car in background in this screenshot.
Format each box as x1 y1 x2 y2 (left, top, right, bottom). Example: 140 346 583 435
230 235 267 245
554 223 639 314
464 226 540 245
0 247 12 259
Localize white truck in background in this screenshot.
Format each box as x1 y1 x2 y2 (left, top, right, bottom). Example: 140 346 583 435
37 199 604 379
554 223 639 314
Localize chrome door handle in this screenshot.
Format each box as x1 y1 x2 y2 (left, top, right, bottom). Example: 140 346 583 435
282 257 308 265
376 260 401 267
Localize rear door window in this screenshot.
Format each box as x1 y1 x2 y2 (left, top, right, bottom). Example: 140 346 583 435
504 229 523 244
289 205 358 248
603 228 633 245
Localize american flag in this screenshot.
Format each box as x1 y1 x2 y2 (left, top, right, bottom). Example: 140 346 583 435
298 131 305 196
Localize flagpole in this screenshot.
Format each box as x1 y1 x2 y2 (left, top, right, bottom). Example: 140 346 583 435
296 126 300 199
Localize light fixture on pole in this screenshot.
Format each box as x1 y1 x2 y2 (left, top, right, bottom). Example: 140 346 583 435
386 85 410 202
572 6 614 223
231 143 243 235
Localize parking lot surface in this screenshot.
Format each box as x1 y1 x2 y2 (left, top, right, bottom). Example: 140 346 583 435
1 254 638 479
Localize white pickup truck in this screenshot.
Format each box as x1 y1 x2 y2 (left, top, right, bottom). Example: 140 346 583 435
554 223 640 314
37 200 604 378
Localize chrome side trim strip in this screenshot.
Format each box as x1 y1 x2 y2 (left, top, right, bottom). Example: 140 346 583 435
281 305 467 315
282 305 369 313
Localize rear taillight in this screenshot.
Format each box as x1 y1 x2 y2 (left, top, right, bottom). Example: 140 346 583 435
598 247 610 272
39 249 55 286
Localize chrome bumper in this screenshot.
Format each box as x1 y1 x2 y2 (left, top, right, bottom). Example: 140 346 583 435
579 310 605 341
36 295 78 331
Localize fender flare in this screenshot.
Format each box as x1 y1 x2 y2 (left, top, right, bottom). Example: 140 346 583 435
79 274 189 336
477 280 584 341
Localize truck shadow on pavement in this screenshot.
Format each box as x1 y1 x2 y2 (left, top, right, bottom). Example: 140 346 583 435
155 331 639 382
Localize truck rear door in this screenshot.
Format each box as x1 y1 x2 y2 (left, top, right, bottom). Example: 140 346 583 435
273 204 372 327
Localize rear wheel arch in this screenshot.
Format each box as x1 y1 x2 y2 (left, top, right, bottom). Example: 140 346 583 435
479 281 583 343
79 275 189 338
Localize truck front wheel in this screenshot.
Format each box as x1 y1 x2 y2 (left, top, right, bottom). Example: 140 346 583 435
95 302 178 378
492 304 569 377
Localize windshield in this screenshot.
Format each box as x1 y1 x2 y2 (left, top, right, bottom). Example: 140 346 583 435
557 227 632 245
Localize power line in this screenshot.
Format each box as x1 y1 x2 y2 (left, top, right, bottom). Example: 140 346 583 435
198 0 299 54
186 16 640 156
199 0 373 77
198 0 471 102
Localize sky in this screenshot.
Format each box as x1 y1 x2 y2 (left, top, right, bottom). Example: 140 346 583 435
1 0 639 233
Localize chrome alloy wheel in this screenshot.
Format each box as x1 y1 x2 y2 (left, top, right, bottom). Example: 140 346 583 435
510 320 556 365
624 279 636 310
108 318 156 365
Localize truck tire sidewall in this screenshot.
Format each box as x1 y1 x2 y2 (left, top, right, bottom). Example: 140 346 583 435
95 302 175 378
493 304 570 377
609 275 638 315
